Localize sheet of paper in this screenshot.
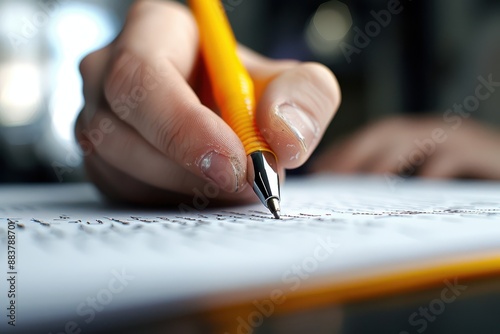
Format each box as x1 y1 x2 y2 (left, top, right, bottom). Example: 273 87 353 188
1 176 500 332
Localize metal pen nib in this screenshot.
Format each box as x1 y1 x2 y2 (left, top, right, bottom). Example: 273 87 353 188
247 151 281 219
267 197 281 219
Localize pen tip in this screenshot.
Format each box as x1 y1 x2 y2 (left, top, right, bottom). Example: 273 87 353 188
267 197 281 219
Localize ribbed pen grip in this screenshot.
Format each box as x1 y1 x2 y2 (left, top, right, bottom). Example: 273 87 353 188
222 100 272 155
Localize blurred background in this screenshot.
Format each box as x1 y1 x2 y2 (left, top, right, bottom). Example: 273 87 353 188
0 0 499 183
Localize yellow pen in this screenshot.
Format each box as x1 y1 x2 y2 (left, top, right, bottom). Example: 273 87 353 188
188 0 281 219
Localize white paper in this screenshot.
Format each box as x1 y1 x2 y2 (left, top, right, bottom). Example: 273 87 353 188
1 176 500 332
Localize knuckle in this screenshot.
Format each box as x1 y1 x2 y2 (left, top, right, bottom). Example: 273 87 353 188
125 1 197 60
103 48 143 104
77 108 110 155
154 114 186 161
74 110 87 143
86 109 102 132
126 0 155 21
79 50 100 79
78 54 90 78
127 0 193 26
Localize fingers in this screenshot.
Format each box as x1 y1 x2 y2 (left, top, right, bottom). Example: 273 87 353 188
84 149 257 206
252 63 341 169
78 0 343 206
417 124 500 180
77 105 257 203
79 46 112 122
107 1 342 176
99 0 252 193
311 119 398 174
77 106 202 192
83 152 189 206
103 53 247 192
417 154 462 179
310 116 499 181
310 117 441 176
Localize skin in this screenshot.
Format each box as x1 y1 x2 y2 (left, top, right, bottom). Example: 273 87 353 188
75 0 341 206
312 116 500 180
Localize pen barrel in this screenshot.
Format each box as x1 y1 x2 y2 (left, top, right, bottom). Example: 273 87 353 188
222 96 271 155
189 0 274 156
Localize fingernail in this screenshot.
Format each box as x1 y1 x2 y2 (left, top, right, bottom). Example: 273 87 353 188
274 103 320 152
200 151 240 193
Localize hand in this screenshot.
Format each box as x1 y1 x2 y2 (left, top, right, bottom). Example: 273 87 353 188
311 116 500 179
75 0 340 206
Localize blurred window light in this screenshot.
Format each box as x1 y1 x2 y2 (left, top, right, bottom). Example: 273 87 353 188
0 63 42 127
305 1 353 59
48 2 118 146
0 1 39 47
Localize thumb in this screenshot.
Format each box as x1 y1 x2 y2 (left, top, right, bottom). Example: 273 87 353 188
255 62 341 169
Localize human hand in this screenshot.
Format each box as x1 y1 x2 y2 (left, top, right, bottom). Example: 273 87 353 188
311 116 500 179
75 0 340 205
